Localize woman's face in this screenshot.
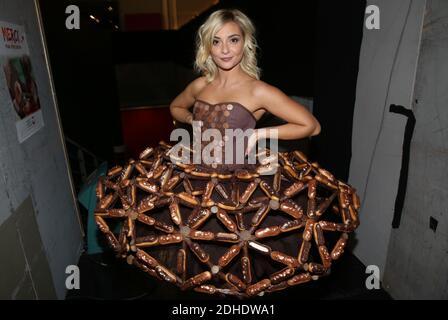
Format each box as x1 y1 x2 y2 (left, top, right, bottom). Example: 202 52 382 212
210 21 244 71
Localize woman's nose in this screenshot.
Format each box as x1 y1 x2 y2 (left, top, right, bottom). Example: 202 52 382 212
221 43 229 53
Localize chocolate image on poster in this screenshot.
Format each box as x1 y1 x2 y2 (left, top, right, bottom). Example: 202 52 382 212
3 54 41 119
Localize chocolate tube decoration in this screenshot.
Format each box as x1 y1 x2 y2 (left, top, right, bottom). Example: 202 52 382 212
176 248 186 275
338 185 351 209
215 232 239 243
287 273 311 286
314 222 325 246
107 208 126 218
218 244 241 267
248 241 271 255
137 180 159 193
280 199 304 219
315 174 338 190
152 164 167 179
315 192 337 217
135 235 158 247
352 192 361 210
158 233 182 245
154 220 174 233
155 265 177 284
137 195 156 214
164 174 181 193
107 165 122 177
280 220 306 233
136 249 159 268
318 245 332 268
160 165 173 189
96 178 104 199
292 150 309 163
307 197 316 219
230 181 239 205
215 183 230 200
226 273 246 291
169 200 182 225
246 279 271 296
241 256 252 284
303 220 315 241
283 164 300 180
331 233 348 260
283 181 307 198
273 169 282 193
139 147 154 160
190 242 210 263
120 162 134 181
216 208 237 232
298 240 311 264
189 230 215 241
99 194 115 209
270 267 295 284
135 162 150 177
183 177 194 195
194 285 216 295
251 203 270 227
187 208 211 229
182 271 212 290
307 262 326 275
236 212 246 231
240 179 259 204
266 282 289 293
255 226 280 239
154 196 171 208
104 232 120 252
259 180 279 201
177 192 199 207
271 251 299 267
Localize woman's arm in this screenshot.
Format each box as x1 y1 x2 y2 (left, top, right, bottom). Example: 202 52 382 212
253 81 321 140
169 77 207 125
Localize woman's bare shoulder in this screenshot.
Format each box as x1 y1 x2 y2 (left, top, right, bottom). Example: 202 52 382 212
250 80 283 102
188 76 209 97
252 79 280 93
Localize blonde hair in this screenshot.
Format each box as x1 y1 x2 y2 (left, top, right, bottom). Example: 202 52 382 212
194 9 260 82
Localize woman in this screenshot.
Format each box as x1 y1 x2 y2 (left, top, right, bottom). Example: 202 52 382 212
96 9 359 298
170 9 320 166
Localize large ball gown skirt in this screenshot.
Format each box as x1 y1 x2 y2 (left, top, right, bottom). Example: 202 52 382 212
94 141 360 298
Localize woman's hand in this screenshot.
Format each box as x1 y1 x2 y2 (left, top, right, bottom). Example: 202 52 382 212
169 76 207 124
245 129 266 157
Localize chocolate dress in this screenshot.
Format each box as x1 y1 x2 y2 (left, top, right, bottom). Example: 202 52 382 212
94 99 360 298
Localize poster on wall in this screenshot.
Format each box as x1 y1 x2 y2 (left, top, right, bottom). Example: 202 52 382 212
1 21 44 143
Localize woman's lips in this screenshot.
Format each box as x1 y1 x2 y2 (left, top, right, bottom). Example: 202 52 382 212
221 57 233 62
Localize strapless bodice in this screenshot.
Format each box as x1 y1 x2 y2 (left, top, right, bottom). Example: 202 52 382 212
193 99 256 131
192 99 257 172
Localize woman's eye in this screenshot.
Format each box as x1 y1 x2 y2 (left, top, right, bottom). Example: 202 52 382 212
230 38 239 43
212 40 219 45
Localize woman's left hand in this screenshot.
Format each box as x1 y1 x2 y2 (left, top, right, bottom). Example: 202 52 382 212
245 129 266 158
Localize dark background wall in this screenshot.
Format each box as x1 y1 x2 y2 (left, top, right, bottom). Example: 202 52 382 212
39 0 122 160
312 0 366 180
